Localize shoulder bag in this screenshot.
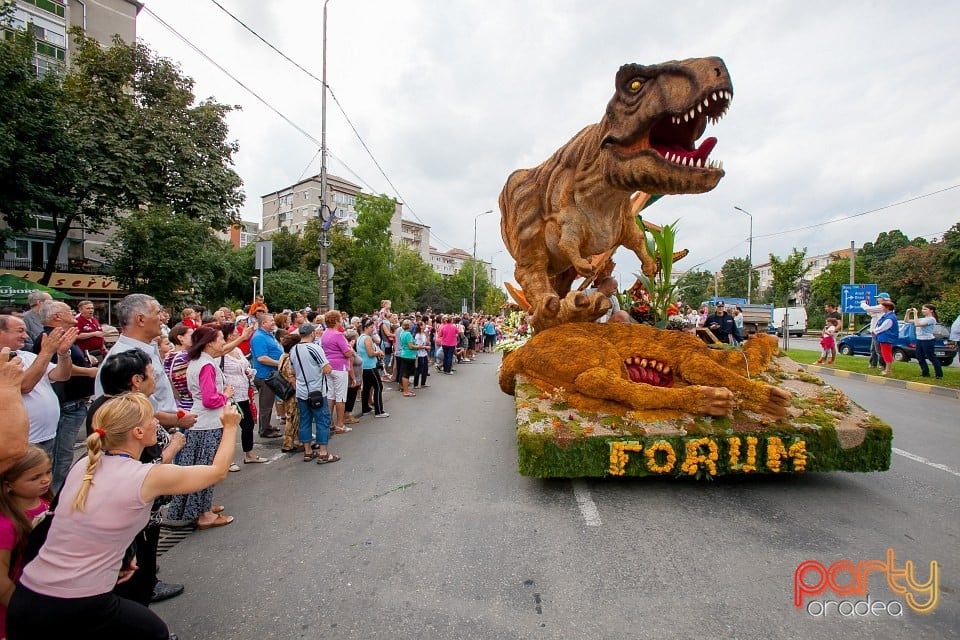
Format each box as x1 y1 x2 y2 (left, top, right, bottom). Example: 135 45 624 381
294 344 328 408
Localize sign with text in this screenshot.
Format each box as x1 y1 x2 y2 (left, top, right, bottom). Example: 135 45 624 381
841 284 877 314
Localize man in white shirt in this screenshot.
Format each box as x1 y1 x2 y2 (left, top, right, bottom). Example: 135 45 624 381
0 315 75 457
587 277 621 323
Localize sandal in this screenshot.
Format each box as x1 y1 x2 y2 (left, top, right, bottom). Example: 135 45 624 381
244 456 268 464
303 452 318 461
332 426 353 434
403 391 416 397
316 453 341 464
197 514 234 530
212 505 225 514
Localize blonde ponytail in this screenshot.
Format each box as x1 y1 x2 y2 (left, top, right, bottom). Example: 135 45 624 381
72 432 103 512
71 393 155 513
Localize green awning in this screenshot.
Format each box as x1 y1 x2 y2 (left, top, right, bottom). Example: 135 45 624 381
0 273 72 305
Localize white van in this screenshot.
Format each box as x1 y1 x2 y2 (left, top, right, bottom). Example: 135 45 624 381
773 307 807 337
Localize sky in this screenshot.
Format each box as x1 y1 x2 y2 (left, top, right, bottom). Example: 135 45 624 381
137 0 960 289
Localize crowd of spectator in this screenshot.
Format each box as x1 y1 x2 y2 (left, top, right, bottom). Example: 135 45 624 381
0 292 505 639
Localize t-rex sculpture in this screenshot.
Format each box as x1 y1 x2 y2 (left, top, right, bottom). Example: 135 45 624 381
499 324 791 419
500 57 732 331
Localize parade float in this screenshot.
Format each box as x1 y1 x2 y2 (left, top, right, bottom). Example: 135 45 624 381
497 57 892 478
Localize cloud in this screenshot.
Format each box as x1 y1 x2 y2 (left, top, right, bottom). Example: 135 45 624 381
138 0 960 289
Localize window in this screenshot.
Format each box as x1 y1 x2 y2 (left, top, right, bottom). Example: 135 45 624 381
23 0 65 18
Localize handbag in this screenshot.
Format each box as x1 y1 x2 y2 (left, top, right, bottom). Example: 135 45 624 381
264 370 295 400
294 344 328 408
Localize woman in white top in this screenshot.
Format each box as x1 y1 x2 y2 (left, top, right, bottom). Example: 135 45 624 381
165 326 236 530
904 304 943 379
8 393 239 639
220 323 265 465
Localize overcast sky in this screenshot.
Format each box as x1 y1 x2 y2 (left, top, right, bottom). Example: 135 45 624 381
137 0 960 288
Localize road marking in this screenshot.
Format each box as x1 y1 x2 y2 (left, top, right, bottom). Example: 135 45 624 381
264 451 286 464
893 448 960 479
572 480 602 527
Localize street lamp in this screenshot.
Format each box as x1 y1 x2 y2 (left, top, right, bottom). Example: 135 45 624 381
733 206 754 303
472 209 493 312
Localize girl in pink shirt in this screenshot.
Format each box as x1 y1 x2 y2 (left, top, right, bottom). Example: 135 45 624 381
0 447 52 639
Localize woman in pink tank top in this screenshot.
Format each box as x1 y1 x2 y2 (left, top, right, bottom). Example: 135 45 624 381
7 393 241 640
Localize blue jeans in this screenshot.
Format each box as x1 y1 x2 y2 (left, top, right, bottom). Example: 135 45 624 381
442 345 455 373
298 398 331 445
915 340 943 378
52 399 88 494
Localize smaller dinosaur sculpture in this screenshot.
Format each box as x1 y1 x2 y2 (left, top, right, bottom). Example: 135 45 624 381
499 323 790 419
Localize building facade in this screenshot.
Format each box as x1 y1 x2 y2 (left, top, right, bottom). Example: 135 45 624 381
753 247 853 302
428 247 496 283
2 0 141 312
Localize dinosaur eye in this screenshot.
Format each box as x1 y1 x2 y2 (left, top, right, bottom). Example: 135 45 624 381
628 78 645 92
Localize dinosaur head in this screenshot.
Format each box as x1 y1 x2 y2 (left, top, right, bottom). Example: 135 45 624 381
599 57 732 194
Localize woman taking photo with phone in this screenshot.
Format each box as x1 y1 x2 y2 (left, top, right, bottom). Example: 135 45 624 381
7 394 240 639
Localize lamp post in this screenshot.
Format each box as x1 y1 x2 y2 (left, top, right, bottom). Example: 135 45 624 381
472 209 493 312
252 276 258 304
733 206 754 303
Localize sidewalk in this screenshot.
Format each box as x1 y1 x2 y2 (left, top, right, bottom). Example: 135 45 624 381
798 363 960 399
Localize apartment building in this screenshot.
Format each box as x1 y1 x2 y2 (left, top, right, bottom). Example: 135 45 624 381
261 173 433 263
428 247 496 283
753 247 853 300
218 220 260 249
1 0 141 309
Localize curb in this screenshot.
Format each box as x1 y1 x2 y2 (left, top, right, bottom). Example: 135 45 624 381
798 364 960 399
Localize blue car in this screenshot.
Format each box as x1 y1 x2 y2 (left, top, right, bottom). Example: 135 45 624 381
837 322 956 365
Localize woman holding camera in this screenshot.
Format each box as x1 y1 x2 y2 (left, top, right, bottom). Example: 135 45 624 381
7 394 240 639
904 305 943 379
165 325 236 529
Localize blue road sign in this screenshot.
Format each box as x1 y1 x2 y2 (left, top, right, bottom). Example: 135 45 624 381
841 284 878 314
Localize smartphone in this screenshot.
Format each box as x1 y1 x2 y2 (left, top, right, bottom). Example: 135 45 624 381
247 316 257 326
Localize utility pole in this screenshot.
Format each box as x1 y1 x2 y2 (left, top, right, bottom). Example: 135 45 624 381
734 206 754 303
848 240 856 331
318 0 331 312
472 209 493 312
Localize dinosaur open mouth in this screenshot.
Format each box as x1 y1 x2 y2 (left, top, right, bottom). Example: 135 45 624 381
648 89 732 170
624 356 674 387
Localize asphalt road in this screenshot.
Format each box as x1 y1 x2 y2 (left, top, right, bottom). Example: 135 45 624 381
154 353 959 640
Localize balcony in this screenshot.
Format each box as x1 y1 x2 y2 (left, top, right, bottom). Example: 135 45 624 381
0 258 111 275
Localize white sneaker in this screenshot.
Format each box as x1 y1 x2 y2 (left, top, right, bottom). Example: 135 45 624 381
375 413 390 418
228 463 241 472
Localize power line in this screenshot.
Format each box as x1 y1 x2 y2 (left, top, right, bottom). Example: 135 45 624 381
142 7 323 150
204 0 462 250
752 184 960 240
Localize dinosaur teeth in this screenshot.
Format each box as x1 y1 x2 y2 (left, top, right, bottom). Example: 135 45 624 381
697 104 702 113
655 362 664 372
639 358 647 368
712 92 718 101
662 365 671 375
688 108 696 119
703 97 710 108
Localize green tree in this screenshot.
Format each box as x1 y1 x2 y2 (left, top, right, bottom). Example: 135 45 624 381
268 227 302 271
482 285 508 314
262 269 320 311
1 30 243 284
872 243 946 310
442 257 492 313
676 269 714 307
768 248 811 306
718 257 757 300
390 245 439 312
104 207 218 305
858 230 912 279
349 194 396 312
0 28 79 246
415 277 453 312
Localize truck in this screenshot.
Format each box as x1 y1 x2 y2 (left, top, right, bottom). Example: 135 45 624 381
773 306 807 337
701 297 774 336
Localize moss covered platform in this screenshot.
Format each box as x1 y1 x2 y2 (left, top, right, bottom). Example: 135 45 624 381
512 356 892 478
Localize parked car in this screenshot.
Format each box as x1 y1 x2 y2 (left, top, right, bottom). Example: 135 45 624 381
837 322 956 365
